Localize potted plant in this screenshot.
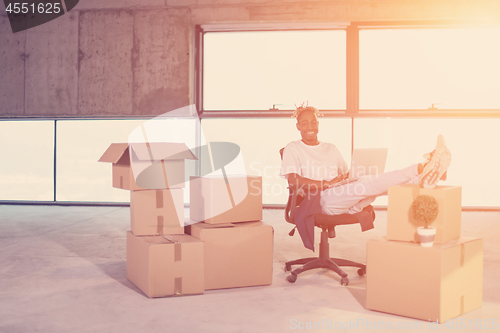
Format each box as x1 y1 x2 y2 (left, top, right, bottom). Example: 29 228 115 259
412 195 439 247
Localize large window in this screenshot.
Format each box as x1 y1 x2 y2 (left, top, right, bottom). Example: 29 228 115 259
354 118 500 207
2 23 500 209
0 118 197 204
203 30 346 111
2 117 499 207
359 27 500 110
198 24 500 209
57 118 197 203
0 121 54 201
202 25 500 113
56 119 145 203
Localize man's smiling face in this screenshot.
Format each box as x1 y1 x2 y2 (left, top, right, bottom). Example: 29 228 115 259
296 111 319 146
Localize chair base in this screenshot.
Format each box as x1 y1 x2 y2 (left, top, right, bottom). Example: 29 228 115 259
285 230 366 286
285 257 366 285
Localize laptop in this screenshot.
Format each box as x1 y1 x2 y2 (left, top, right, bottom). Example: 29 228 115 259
332 148 388 186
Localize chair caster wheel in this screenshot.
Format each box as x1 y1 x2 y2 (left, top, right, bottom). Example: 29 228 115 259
287 274 297 283
357 268 366 276
340 277 349 286
284 264 292 272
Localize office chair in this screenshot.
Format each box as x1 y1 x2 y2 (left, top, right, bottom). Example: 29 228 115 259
280 147 375 286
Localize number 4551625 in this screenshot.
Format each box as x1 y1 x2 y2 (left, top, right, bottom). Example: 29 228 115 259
5 2 62 14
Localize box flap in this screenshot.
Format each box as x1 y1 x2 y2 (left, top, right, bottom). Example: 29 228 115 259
98 143 129 163
163 234 205 244
130 143 197 162
191 221 266 230
191 222 236 230
232 221 264 228
435 237 479 249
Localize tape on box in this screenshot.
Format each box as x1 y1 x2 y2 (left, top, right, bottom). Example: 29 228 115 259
163 236 183 295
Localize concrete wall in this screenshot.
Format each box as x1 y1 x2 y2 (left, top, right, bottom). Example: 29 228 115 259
1 0 500 117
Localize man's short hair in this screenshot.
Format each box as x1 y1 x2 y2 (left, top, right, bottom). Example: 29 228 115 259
292 102 322 120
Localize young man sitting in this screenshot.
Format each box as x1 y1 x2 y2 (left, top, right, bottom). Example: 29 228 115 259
280 104 452 216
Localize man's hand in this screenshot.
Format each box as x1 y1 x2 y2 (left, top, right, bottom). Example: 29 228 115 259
288 173 349 192
323 173 349 189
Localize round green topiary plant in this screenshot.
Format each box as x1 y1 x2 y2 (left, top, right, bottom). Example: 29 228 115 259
412 195 439 228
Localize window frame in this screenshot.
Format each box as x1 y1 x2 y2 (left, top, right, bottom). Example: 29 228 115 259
196 20 500 119
0 115 151 207
3 19 500 208
195 23 351 118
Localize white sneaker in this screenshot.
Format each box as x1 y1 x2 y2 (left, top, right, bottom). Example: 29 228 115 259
419 135 451 189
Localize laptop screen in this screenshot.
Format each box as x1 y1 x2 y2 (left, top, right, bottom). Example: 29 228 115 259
349 148 388 181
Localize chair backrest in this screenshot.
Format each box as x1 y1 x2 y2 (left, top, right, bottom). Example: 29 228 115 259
281 147 291 223
280 147 304 225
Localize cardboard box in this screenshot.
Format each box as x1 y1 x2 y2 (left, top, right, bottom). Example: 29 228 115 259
98 142 197 190
130 189 184 236
185 221 273 290
387 185 462 244
190 176 262 224
126 231 204 298
366 237 483 322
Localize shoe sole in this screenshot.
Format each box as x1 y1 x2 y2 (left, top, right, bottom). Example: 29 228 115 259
420 147 451 189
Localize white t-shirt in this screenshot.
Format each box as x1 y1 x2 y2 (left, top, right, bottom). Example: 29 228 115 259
280 140 348 181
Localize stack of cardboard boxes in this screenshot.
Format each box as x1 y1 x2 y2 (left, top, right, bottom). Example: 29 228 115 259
187 175 273 290
366 184 483 323
99 143 273 297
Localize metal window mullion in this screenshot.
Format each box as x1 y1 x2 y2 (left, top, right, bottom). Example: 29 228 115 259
194 26 204 117
346 25 359 116
53 119 57 202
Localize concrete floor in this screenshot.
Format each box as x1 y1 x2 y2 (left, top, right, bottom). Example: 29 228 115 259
0 205 499 333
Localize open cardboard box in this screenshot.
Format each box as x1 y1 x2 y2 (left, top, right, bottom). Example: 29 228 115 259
99 142 197 190
130 189 184 236
190 175 262 224
387 184 462 244
185 221 273 290
366 237 483 322
126 231 204 298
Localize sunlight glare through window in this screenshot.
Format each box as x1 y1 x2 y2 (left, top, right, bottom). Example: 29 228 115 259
360 28 500 109
204 30 346 111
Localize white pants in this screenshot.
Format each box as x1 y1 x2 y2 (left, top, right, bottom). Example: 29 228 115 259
320 164 420 215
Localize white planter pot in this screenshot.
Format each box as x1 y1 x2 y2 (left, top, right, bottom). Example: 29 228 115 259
417 226 436 247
